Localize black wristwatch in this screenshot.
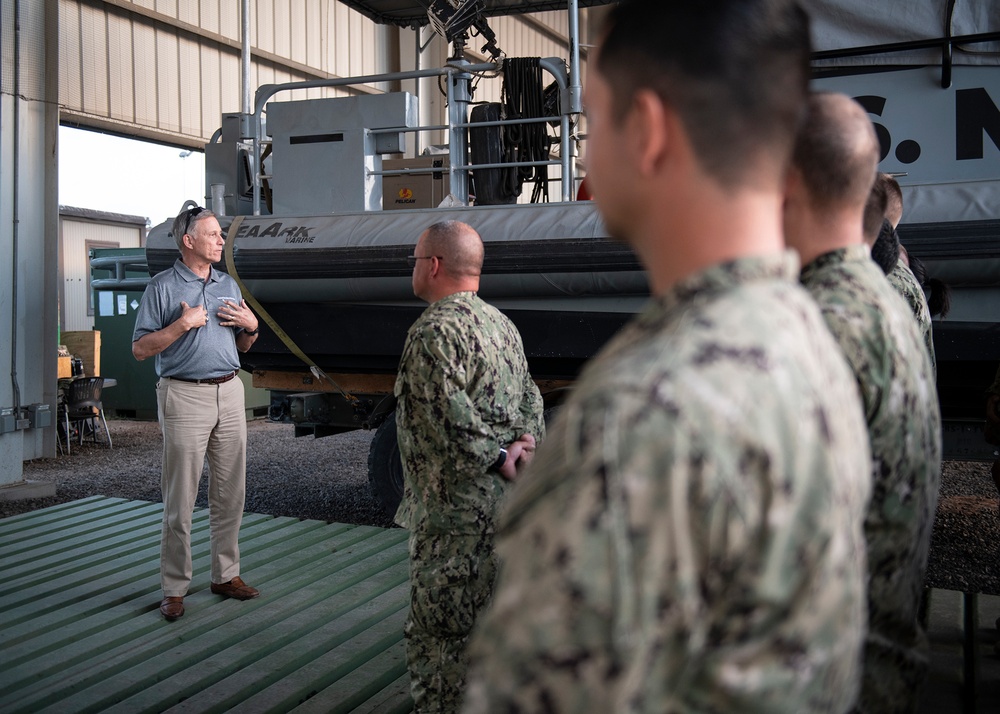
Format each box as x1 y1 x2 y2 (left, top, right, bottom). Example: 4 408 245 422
493 446 508 471
244 327 259 336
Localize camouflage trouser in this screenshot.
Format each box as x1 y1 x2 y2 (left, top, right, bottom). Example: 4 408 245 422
405 532 497 714
853 636 929 714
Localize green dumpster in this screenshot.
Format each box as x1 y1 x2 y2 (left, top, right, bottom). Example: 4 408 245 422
92 248 158 419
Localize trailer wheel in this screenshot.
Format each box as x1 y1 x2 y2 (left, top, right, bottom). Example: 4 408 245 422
368 412 404 521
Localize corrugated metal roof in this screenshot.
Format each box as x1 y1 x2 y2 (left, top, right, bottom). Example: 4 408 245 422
337 0 613 28
60 206 149 227
0 496 413 713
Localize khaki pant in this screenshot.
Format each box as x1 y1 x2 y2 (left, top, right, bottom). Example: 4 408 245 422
156 376 247 597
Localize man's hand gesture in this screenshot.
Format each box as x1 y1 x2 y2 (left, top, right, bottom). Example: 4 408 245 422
498 433 537 482
179 301 208 331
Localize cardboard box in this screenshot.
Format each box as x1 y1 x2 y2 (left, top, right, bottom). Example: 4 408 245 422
63 330 101 377
58 356 72 378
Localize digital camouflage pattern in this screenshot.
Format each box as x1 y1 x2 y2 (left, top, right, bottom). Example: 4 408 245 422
886 260 936 373
801 245 942 714
463 254 872 714
395 290 544 713
403 533 498 713
394 291 545 537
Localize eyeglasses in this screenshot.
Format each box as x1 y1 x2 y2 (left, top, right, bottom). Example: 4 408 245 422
182 206 204 236
406 255 442 268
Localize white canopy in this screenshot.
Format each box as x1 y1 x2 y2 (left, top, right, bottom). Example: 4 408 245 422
804 0 999 65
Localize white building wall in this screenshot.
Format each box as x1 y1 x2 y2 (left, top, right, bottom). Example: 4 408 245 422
59 216 144 332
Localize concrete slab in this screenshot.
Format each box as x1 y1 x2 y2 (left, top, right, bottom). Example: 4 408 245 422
0 479 57 501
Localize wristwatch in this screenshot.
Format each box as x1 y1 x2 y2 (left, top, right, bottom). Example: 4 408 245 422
244 326 259 336
493 446 508 471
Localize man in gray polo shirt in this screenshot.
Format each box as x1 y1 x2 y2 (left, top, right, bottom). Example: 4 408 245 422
133 205 262 621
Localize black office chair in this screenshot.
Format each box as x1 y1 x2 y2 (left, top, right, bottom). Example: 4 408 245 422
61 377 112 454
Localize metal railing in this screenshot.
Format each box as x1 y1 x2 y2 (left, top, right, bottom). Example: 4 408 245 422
247 57 579 213
90 256 150 291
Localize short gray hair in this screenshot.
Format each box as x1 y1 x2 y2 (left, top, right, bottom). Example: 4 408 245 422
171 206 215 251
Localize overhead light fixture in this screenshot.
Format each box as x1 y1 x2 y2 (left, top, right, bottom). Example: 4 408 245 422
426 0 485 43
426 0 502 59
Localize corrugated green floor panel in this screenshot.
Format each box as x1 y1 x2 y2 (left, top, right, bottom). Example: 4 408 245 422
0 497 414 714
6 497 998 713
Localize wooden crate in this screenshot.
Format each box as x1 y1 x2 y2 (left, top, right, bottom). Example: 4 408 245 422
57 355 72 378
62 330 101 377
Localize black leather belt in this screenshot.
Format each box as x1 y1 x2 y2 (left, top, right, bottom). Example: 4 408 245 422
169 370 239 385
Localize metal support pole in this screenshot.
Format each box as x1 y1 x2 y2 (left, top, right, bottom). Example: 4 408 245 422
447 58 472 204
414 27 422 157
241 0 255 215
568 0 583 115
539 57 573 202
253 116 263 214
241 0 251 116
566 0 583 200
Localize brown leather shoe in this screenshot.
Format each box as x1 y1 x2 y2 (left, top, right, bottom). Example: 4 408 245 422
210 576 260 600
160 596 184 621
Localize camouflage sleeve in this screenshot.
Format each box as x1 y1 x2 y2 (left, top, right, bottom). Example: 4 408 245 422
887 262 936 373
518 373 545 442
467 376 864 713
400 322 499 473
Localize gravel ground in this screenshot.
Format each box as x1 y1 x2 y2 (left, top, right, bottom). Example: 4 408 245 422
3 419 999 594
4 419 394 528
926 458 1000 595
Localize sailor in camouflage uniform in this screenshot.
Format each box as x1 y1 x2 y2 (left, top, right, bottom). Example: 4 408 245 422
886 260 936 373
870 173 938 373
784 92 942 714
463 2 872 712
395 220 544 713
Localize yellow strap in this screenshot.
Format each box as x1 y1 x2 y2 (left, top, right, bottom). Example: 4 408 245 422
224 215 356 402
